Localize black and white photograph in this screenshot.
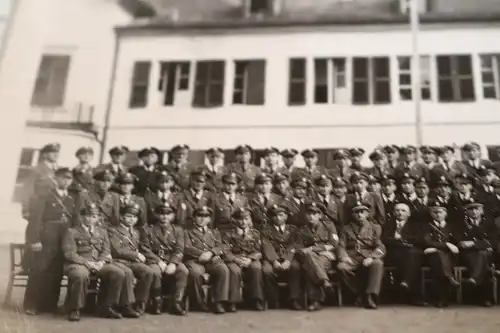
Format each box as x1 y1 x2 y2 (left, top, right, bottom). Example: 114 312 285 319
0 0 500 332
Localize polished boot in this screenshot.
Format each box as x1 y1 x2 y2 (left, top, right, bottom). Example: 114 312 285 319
364 294 377 309
122 306 140 318
100 306 122 319
67 310 80 322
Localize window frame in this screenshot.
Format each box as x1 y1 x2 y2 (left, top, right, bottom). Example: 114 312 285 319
129 61 151 109
192 60 226 108
232 59 266 106
397 55 432 101
288 58 307 106
352 56 391 105
313 57 347 104
480 54 500 100
31 54 71 108
436 54 475 103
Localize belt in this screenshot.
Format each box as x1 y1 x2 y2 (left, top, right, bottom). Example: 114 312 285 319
44 219 67 224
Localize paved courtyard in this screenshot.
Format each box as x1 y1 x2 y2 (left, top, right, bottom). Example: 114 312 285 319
0 246 499 333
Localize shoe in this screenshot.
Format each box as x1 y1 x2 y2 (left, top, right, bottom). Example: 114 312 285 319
323 280 333 289
134 302 146 316
483 300 493 307
448 277 460 287
400 281 409 290
100 307 122 319
255 300 265 311
214 303 225 314
364 294 377 309
67 310 80 322
122 306 140 318
151 298 162 315
307 301 321 312
172 302 187 316
466 278 477 286
290 300 303 311
25 308 38 316
226 303 237 313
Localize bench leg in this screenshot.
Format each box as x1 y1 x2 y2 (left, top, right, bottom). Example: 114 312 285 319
337 285 343 307
3 275 14 307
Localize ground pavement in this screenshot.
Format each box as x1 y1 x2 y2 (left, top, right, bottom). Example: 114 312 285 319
0 247 499 333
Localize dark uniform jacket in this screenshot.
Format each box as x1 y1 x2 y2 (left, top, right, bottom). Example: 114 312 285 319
222 228 262 262
420 220 457 251
209 193 248 233
143 188 179 225
294 165 327 182
344 191 386 226
26 188 77 244
198 164 225 193
367 166 396 180
140 223 184 264
381 193 397 222
129 164 161 197
454 217 498 251
295 221 338 255
225 162 261 192
247 192 281 229
117 194 148 227
311 193 342 229
62 225 112 267
382 218 421 248
71 164 94 193
22 162 57 219
108 224 142 264
394 162 427 181
282 196 306 227
176 189 212 228
78 189 120 226
261 224 298 262
338 221 385 263
161 162 193 191
184 227 226 261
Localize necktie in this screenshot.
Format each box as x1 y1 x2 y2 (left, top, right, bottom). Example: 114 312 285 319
229 197 234 205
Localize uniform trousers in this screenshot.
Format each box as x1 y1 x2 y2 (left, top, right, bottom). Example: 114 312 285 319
385 245 423 288
149 263 189 300
24 223 67 312
114 262 154 303
65 263 127 310
240 260 264 301
296 252 334 302
337 258 384 296
262 260 302 303
186 260 240 308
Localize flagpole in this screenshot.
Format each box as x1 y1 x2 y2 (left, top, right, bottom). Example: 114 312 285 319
410 0 423 146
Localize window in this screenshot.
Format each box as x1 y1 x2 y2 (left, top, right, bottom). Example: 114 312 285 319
398 0 430 14
314 58 346 104
31 55 71 107
233 60 266 105
158 61 191 106
436 55 475 102
129 61 151 108
397 56 431 100
16 148 38 184
192 60 225 108
352 57 391 105
250 0 269 14
480 54 500 99
288 58 306 105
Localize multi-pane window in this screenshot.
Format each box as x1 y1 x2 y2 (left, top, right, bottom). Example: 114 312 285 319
398 0 430 14
397 56 431 100
480 54 500 99
352 57 391 105
314 58 346 104
158 61 190 106
129 61 151 108
232 60 266 105
31 55 71 107
288 58 307 105
192 60 225 108
249 0 269 14
436 55 475 102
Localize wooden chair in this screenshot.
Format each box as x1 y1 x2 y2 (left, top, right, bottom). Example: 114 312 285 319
454 265 497 305
3 244 28 307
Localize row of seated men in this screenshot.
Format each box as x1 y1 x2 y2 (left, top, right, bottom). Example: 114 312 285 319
21 164 500 323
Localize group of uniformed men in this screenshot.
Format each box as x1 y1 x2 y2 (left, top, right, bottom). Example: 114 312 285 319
20 141 500 321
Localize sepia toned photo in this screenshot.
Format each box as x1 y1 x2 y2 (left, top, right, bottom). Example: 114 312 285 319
0 0 499 332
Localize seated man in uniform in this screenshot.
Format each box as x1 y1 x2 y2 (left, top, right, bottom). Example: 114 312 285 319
223 208 264 311
337 202 385 309
184 206 240 314
108 203 154 316
261 204 302 310
294 202 338 311
382 202 424 304
140 204 188 315
62 203 137 321
421 200 460 308
456 199 498 306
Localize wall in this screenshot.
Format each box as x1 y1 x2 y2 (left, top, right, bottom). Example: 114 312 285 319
104 23 500 156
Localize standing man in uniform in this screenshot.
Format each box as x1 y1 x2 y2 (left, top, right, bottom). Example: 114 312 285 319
344 172 385 226
201 147 225 193
108 203 154 316
129 147 161 197
209 173 248 234
282 177 309 227
328 149 355 184
337 202 385 309
261 147 281 176
223 208 265 311
72 146 95 193
143 171 178 225
311 175 341 230
115 173 148 227
247 173 281 230
395 146 426 180
383 145 401 173
294 202 338 311
62 203 136 321
278 149 299 178
24 167 76 315
96 146 129 178
273 172 292 201
184 206 239 314
140 204 188 315
176 170 212 228
261 205 302 309
349 148 367 172
296 149 326 182
367 149 393 180
162 145 192 191
226 145 260 193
